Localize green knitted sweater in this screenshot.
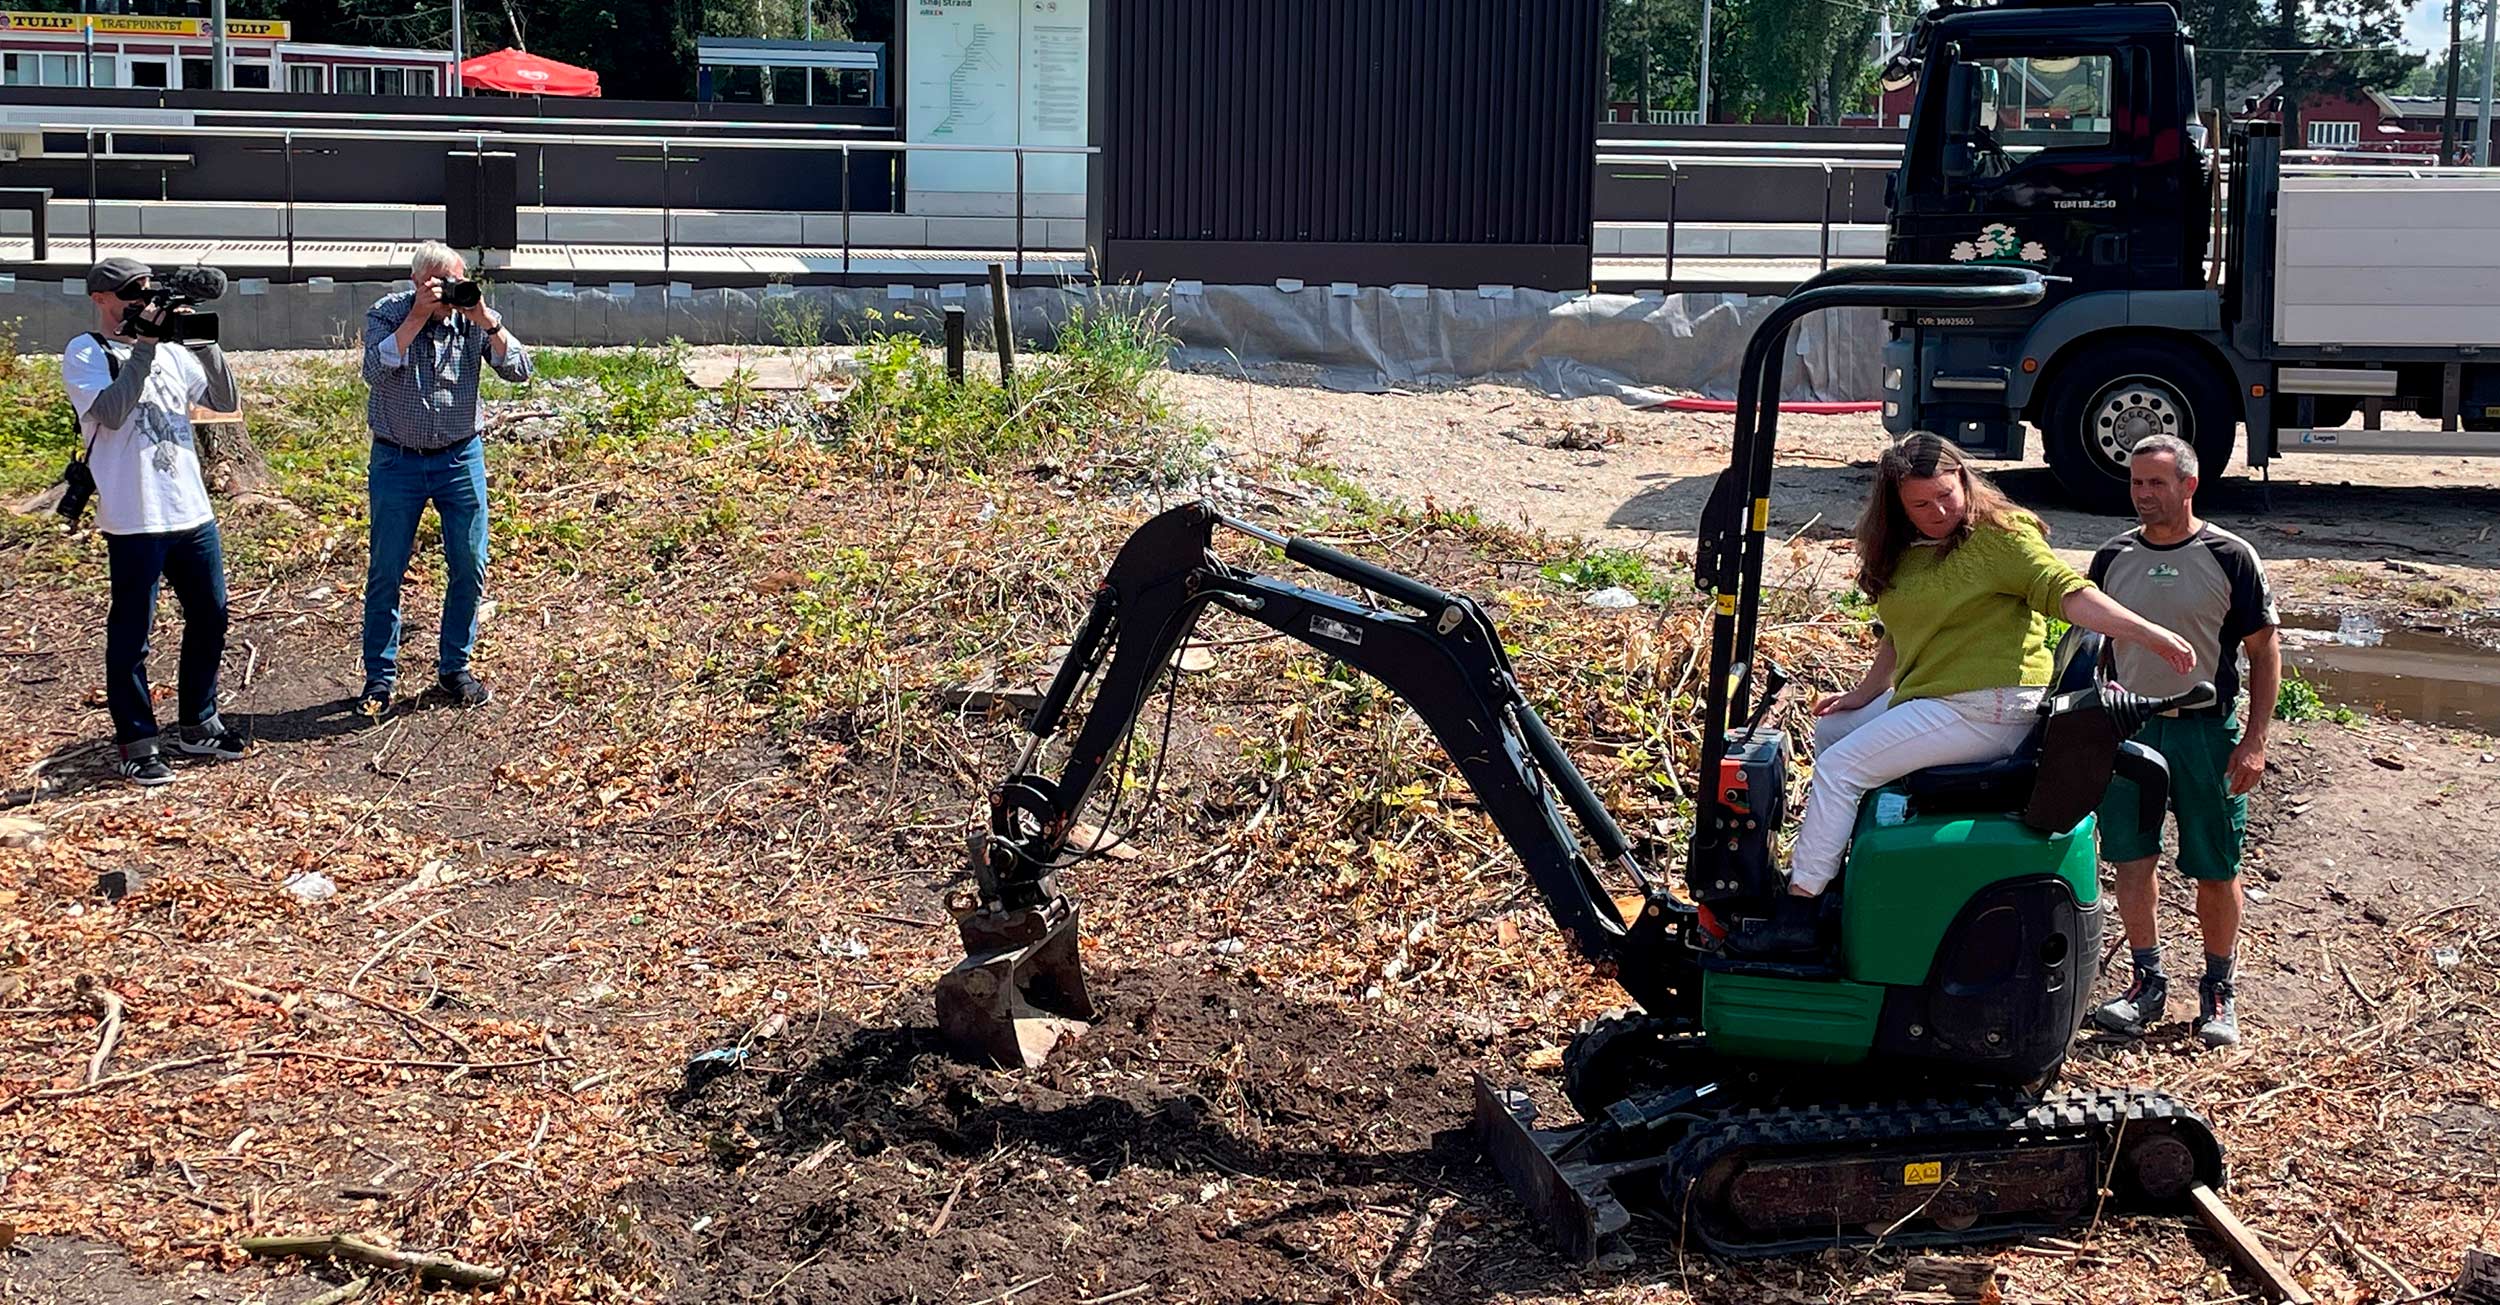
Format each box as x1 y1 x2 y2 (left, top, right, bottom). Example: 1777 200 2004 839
1877 520 2092 703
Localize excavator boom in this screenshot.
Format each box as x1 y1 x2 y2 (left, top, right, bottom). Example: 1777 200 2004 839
937 500 1691 1067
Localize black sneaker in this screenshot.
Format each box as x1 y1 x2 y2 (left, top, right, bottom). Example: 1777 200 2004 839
2093 970 2169 1036
173 720 247 760
2197 978 2241 1047
117 753 177 787
357 682 394 719
438 670 492 708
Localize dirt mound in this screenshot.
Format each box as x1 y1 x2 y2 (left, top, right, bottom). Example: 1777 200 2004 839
633 964 1579 1304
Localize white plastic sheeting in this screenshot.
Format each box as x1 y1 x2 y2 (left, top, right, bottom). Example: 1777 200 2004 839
0 280 1883 402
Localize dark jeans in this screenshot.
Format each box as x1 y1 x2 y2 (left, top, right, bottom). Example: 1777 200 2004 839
104 521 229 753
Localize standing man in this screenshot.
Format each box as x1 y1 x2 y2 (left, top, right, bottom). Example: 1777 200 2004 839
359 241 532 714
2088 434 2281 1047
63 257 247 785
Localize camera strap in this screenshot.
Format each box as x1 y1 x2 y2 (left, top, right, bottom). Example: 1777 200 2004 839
73 330 122 466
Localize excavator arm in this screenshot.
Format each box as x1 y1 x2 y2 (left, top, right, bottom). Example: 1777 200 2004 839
939 501 1692 1067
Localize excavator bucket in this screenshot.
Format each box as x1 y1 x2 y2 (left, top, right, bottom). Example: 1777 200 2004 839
934 897 1095 1069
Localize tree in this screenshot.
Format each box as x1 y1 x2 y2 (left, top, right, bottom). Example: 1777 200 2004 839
2181 0 2276 111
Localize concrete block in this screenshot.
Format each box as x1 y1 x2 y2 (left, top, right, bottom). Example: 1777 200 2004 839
141 203 282 239
47 199 142 236
802 212 926 247
1674 226 1733 256
672 210 803 245
545 210 665 243
1727 225 1824 257
924 216 1017 249
289 205 416 240
509 210 542 242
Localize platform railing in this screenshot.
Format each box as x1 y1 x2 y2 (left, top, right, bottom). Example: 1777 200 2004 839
22 118 1095 280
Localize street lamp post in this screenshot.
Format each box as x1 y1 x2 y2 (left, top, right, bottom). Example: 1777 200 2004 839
1697 0 1713 124
2480 0 2497 165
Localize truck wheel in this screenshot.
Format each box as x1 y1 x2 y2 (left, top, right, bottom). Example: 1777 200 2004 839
2040 343 2233 515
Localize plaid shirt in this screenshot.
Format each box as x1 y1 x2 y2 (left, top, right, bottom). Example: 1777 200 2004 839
361 291 534 451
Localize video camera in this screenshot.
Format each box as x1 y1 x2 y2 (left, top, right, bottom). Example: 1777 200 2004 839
119 265 227 345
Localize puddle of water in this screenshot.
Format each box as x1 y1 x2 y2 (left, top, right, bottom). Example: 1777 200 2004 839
2280 611 2500 733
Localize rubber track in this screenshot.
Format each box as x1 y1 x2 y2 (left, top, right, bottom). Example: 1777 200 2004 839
1658 1086 2225 1257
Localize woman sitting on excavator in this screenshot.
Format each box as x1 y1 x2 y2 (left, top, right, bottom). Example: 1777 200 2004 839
1737 432 2196 956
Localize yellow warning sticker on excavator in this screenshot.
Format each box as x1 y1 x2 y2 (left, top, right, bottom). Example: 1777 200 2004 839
1717 594 1737 615
1752 497 1770 531
1903 1161 1943 1187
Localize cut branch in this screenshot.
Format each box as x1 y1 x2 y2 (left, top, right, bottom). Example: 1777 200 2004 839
239 1234 505 1290
75 975 125 1085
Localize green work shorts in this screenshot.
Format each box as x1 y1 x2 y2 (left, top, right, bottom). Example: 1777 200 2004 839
2095 714 2247 881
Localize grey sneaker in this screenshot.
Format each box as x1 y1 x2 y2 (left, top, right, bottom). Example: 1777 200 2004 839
2093 970 2169 1036
2197 978 2241 1047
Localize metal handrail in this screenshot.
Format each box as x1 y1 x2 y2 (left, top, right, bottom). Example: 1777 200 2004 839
26 119 1095 153
1598 154 1896 284
1596 152 1896 169
1597 136 1904 153
46 119 1092 281
180 106 889 133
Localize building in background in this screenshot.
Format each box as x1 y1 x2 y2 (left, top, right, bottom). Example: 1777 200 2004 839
0 9 452 95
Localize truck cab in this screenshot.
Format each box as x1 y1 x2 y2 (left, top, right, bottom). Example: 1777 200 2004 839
1885 0 2500 513
1883 1 2239 512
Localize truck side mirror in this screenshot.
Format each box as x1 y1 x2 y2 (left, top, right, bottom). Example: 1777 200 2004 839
1942 61 1982 178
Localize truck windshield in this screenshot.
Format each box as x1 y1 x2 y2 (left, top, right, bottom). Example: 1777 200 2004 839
1967 53 2115 155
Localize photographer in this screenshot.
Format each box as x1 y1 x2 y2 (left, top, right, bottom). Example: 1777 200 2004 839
358 241 532 714
62 256 246 787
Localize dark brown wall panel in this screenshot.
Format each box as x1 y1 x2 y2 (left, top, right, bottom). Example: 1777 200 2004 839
1095 0 1601 290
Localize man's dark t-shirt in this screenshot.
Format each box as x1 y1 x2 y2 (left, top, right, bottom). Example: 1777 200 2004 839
2088 524 2278 707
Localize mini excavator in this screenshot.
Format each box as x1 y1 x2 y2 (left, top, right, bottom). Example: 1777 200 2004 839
933 266 2226 1262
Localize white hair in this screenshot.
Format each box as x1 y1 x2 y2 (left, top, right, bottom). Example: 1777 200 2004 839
410 240 464 281
2127 434 2198 481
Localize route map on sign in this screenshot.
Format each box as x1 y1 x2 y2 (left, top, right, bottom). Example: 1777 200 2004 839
931 18 1008 136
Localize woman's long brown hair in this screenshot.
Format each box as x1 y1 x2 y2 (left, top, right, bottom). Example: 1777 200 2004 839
1854 432 2041 598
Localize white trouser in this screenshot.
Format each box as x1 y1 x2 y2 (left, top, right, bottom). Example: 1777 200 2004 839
1789 687 2044 895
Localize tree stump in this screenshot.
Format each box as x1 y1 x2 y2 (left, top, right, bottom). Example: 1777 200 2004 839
1896 1256 2001 1304
190 405 270 497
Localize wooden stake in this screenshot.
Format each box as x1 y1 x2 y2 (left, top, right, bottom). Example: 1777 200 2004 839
2190 1185 2316 1305
988 263 1016 392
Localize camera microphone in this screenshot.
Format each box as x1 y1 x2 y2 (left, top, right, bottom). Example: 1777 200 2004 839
159 265 229 302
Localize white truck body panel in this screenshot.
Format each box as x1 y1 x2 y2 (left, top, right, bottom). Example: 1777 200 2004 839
2273 175 2500 348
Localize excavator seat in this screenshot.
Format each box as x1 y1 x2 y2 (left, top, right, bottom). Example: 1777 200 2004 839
1888 628 2106 819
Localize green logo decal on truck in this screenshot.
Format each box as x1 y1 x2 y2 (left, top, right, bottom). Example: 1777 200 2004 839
1949 223 2050 267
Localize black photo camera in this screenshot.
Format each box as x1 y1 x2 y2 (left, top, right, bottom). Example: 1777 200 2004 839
443 278 483 309
56 455 96 524
119 265 227 345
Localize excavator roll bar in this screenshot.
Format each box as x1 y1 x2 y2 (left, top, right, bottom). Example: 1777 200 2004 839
1688 265 2047 908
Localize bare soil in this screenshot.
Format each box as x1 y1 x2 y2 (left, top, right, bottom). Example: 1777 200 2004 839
1 355 2494 1305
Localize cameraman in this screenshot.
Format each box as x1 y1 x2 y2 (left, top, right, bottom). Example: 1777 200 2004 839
358 241 531 714
63 256 245 787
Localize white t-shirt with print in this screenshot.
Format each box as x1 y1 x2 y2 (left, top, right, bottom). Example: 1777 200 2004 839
61 333 213 537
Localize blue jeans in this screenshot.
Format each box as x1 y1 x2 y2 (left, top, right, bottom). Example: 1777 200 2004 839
362 437 488 687
104 521 229 751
